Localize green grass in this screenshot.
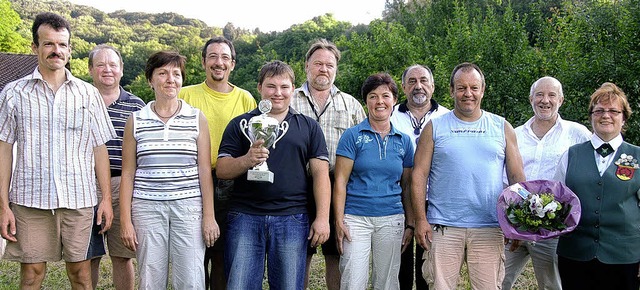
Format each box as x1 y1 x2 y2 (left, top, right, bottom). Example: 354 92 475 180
0 246 538 289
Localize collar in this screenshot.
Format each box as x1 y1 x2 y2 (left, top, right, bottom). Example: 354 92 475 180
108 86 135 106
357 118 403 137
200 81 237 96
248 106 300 119
140 99 187 120
591 133 623 151
523 115 565 135
398 98 439 114
31 67 76 85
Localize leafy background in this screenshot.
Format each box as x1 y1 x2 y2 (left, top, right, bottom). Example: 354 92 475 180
2 0 639 144
4 0 630 288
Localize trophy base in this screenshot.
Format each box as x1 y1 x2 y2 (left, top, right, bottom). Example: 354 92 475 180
247 169 274 183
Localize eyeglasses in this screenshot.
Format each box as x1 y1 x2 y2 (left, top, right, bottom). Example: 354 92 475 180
206 54 232 62
590 109 623 117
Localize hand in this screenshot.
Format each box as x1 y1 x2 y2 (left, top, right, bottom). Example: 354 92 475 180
0 207 17 242
335 219 351 255
202 217 220 248
415 219 433 251
96 200 113 234
308 218 330 247
120 221 138 251
246 139 269 168
505 238 522 252
401 227 414 253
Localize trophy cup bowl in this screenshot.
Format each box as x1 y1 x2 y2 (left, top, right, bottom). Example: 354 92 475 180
248 116 279 150
239 99 288 183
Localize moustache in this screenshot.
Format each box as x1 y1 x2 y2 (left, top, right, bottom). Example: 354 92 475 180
48 53 64 59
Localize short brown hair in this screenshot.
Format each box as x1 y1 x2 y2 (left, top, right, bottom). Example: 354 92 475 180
257 60 295 86
588 82 632 122
449 62 485 90
32 12 71 46
305 39 340 63
360 72 398 102
145 51 186 82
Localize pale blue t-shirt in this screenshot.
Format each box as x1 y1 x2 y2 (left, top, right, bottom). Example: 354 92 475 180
427 111 506 227
337 118 414 217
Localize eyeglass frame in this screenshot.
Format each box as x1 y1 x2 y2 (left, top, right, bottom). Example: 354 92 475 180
590 108 623 117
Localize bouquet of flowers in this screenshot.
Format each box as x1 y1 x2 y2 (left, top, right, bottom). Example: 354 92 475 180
497 180 581 242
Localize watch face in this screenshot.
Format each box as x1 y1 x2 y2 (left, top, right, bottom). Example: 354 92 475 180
259 99 272 114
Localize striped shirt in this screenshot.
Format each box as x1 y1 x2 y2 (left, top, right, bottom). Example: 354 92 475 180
132 100 201 201
0 68 116 209
292 83 366 172
106 88 145 176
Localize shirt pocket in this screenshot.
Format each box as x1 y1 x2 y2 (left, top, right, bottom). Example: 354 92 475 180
67 104 90 130
333 110 352 132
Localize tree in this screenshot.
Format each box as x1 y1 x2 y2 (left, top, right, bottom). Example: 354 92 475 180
0 0 29 53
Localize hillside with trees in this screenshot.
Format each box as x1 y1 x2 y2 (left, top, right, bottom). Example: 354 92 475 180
2 0 639 143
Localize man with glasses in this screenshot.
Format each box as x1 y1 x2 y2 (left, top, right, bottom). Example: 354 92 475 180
390 64 449 289
179 36 256 290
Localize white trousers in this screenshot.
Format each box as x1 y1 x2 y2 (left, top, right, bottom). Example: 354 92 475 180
339 214 404 290
132 197 205 290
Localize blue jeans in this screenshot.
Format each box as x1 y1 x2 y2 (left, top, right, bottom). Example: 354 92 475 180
225 211 309 290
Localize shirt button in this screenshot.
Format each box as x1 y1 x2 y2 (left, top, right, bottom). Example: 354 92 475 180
595 210 599 214
596 196 601 200
597 181 603 185
595 224 599 228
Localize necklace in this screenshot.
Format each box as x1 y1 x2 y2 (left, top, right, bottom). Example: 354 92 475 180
408 110 428 136
153 101 181 119
374 127 391 135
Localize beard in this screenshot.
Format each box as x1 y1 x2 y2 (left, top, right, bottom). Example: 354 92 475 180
311 76 332 90
209 73 224 82
412 94 427 105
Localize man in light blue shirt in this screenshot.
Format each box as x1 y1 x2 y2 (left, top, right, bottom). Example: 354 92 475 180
412 62 525 289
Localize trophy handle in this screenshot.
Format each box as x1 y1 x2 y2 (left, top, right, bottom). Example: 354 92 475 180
272 121 289 149
239 118 253 146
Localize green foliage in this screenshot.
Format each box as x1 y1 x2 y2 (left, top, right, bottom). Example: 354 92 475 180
69 57 89 81
4 0 640 143
126 74 154 103
0 0 29 52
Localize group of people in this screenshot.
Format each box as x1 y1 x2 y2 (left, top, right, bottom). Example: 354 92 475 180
1 11 639 290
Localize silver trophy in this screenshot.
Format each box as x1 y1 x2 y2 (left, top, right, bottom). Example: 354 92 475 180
239 99 288 183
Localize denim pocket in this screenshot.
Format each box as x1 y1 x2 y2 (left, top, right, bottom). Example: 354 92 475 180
289 213 309 224
227 211 241 223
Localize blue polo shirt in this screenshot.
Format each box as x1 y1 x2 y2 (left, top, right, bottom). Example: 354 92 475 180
337 118 414 217
218 107 329 215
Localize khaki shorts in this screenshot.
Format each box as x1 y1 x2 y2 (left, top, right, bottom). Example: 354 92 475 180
3 204 97 263
96 176 135 259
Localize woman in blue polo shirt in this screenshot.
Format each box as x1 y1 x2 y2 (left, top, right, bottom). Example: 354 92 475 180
333 72 415 289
